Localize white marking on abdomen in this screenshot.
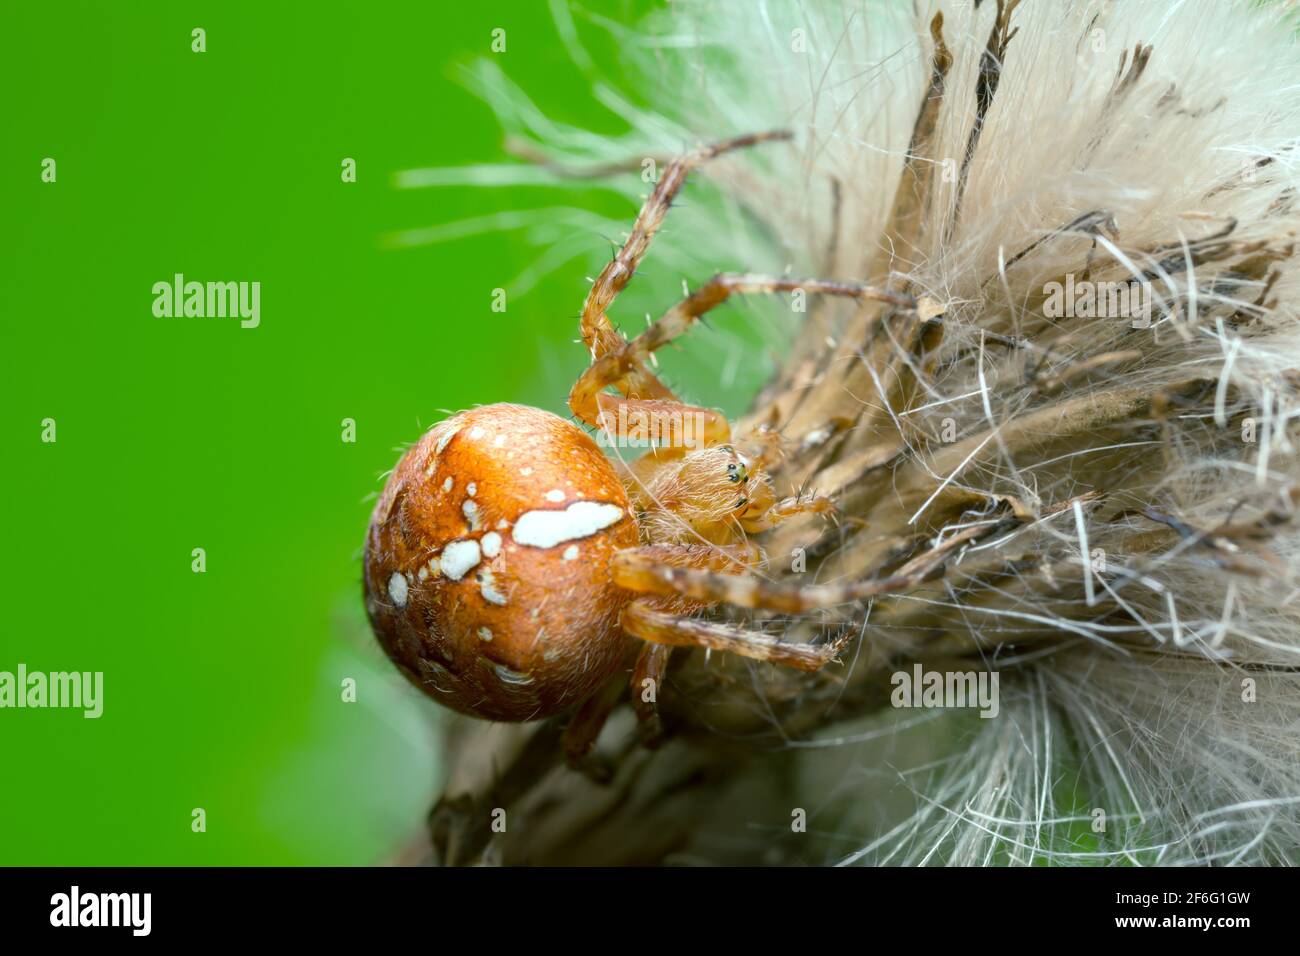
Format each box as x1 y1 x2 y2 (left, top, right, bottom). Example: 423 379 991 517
387 572 409 607
435 425 460 455
512 501 624 549
479 568 508 606
494 664 534 686
441 540 481 581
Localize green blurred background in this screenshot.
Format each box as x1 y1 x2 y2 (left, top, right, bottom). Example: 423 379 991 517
1 0 776 864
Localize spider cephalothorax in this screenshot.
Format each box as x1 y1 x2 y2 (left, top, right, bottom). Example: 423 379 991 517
365 132 925 761
626 443 775 543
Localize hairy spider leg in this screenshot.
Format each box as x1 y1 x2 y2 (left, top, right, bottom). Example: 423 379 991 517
560 641 671 774
738 493 836 534
622 602 854 672
570 272 915 449
611 547 936 614
629 642 671 746
563 541 766 766
577 131 793 404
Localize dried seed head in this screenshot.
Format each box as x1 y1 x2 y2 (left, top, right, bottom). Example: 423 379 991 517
364 403 637 721
411 0 1300 865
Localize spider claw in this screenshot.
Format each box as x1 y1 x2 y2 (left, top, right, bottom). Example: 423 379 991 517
819 628 857 664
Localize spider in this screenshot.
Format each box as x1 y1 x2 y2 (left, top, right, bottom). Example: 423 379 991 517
364 131 923 767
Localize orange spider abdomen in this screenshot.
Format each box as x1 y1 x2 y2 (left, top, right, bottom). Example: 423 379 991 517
363 403 638 722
